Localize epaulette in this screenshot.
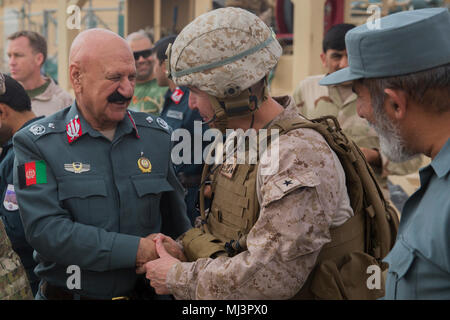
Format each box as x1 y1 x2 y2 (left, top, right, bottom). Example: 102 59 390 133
23 118 67 142
130 111 173 135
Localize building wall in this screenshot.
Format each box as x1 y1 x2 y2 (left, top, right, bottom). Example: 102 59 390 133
0 0 124 78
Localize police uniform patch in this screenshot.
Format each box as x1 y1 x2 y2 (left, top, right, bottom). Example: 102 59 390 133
29 124 46 136
166 110 184 120
156 118 169 130
3 184 18 211
64 162 91 174
138 156 152 173
170 87 184 104
66 115 82 143
17 160 47 189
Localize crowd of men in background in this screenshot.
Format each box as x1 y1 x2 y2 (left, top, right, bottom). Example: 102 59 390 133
0 3 448 301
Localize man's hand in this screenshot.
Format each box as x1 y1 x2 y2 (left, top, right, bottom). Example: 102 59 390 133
204 184 213 199
145 235 180 295
136 235 158 274
136 233 186 274
360 147 382 167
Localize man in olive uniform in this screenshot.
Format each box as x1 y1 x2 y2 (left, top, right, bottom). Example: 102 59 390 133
320 8 450 299
144 8 360 299
13 29 191 300
293 23 424 203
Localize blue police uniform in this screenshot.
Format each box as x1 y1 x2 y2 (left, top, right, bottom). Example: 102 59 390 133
160 86 208 225
0 117 43 296
13 102 191 299
383 138 450 299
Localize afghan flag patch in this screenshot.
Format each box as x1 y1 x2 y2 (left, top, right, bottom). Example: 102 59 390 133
18 160 47 189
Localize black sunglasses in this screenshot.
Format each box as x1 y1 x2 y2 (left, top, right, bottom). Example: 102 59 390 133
133 49 152 60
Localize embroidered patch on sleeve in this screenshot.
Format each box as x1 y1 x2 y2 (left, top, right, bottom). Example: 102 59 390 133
18 160 47 189
274 177 302 194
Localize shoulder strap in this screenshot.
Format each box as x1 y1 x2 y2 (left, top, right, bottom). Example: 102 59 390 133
268 115 399 262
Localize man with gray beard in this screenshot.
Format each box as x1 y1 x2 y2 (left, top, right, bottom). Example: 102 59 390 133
321 8 450 299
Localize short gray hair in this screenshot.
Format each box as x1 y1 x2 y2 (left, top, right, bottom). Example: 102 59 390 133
126 30 152 44
360 63 450 114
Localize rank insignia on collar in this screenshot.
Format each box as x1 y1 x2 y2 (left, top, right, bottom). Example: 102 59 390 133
127 111 140 138
156 117 169 130
146 116 154 124
64 162 91 174
138 156 152 173
170 87 184 104
66 115 82 144
29 124 46 136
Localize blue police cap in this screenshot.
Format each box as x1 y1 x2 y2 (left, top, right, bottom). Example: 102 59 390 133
320 8 450 86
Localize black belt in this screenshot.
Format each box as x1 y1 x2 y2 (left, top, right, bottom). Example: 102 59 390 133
40 281 96 300
40 281 129 300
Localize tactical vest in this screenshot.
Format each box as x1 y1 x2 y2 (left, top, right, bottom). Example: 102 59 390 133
182 139 260 259
182 115 399 299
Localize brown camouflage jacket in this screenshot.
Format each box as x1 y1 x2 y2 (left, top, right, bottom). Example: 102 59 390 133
166 96 353 299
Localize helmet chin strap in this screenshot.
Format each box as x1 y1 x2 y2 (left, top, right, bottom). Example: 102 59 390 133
207 95 229 134
206 76 269 133
201 114 216 126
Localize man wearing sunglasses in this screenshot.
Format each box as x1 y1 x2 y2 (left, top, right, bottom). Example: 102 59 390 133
126 30 168 115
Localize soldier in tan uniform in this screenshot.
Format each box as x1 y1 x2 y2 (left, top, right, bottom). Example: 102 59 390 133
143 8 358 300
0 219 33 300
293 24 424 203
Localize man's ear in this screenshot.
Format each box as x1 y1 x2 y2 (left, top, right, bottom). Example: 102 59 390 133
0 103 10 121
35 52 45 69
384 88 408 121
320 52 327 68
69 63 82 93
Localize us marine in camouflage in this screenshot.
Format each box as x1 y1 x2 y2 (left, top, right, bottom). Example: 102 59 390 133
0 219 33 300
143 8 364 299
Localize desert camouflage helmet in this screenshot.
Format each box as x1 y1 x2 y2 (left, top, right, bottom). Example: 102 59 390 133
168 7 282 99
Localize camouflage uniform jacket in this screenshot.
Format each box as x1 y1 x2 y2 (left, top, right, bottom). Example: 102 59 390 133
166 96 354 299
0 219 33 300
293 75 424 196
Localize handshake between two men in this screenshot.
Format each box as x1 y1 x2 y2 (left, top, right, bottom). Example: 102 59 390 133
136 233 186 295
